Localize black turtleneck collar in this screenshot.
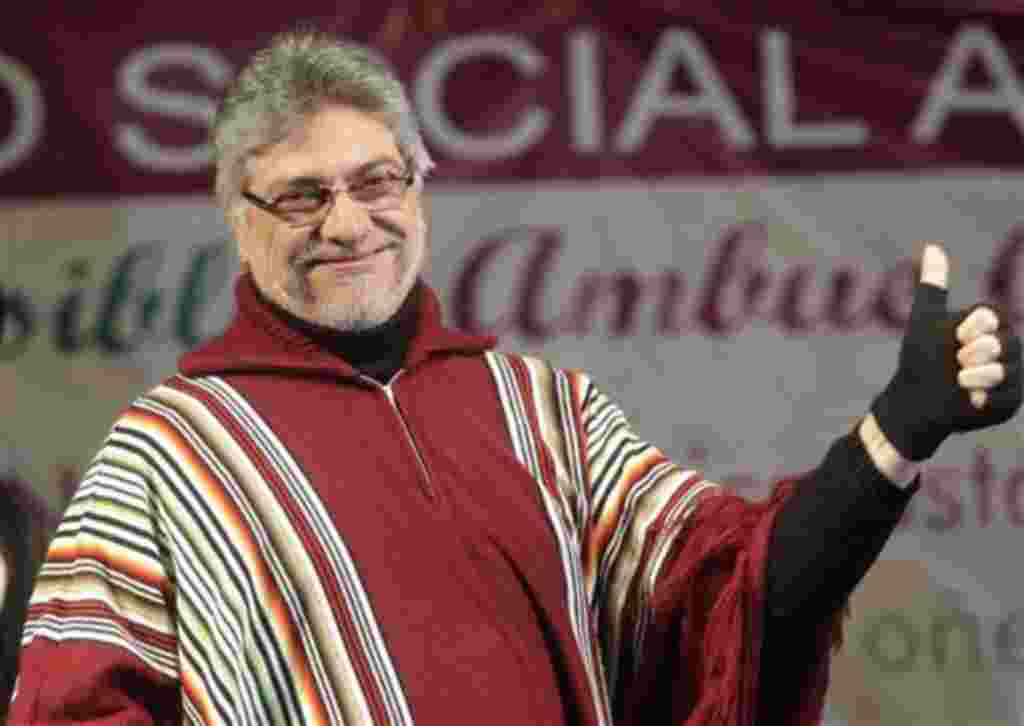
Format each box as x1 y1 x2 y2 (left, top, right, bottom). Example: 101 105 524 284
179 273 497 381
257 281 422 384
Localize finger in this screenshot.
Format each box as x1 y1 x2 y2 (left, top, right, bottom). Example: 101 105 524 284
919 243 949 289
958 334 1001 367
958 362 1005 389
910 244 950 319
957 307 1000 343
971 390 988 409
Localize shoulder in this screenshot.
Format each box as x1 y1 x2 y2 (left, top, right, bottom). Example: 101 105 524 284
97 373 229 471
481 351 602 423
483 350 594 387
108 374 209 429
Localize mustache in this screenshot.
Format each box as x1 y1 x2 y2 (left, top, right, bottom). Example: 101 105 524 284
293 220 407 267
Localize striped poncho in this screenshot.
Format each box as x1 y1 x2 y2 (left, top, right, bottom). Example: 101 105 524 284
9 279 830 726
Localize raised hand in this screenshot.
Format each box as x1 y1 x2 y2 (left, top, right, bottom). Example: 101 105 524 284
870 243 1023 461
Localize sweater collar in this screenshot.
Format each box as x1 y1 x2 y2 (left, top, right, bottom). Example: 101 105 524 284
178 273 496 380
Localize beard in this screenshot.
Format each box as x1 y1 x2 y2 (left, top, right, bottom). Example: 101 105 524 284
303 268 414 332
280 235 421 333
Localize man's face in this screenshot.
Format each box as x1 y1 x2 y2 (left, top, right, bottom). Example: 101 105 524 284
234 104 428 332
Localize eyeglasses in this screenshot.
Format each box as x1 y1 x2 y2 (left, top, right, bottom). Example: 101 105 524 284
242 169 416 227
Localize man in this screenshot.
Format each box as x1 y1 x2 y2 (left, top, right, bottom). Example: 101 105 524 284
8 30 1022 726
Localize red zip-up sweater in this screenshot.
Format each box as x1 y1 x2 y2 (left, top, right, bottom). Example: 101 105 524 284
10 273 913 725
179 279 590 724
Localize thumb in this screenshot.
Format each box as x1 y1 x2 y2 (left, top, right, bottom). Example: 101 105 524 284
919 242 949 290
908 242 950 323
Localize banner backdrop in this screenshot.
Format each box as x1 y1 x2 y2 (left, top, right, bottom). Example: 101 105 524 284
4 5 1024 724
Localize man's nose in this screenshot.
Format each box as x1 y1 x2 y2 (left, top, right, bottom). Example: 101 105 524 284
319 191 372 246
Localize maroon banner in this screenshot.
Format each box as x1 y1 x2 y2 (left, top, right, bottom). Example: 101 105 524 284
4 2 1024 197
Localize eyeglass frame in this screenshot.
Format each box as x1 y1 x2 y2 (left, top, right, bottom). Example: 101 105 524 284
241 168 417 228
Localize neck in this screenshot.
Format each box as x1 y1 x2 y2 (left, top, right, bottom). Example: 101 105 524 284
257 279 421 383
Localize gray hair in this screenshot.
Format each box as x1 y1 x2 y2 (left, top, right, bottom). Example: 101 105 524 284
211 29 433 215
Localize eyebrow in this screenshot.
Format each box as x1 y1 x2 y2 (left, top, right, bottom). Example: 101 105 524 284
265 157 406 196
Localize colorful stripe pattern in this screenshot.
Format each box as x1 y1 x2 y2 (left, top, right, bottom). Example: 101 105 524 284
24 375 412 726
484 352 721 713
23 356 720 724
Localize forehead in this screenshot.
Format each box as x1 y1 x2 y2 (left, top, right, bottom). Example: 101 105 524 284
247 104 403 188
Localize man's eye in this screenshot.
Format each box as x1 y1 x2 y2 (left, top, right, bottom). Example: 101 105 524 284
275 189 326 211
350 176 401 201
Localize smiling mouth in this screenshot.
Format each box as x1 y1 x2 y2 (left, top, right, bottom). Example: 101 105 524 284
304 244 396 269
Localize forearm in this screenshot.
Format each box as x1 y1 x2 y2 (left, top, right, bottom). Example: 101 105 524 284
858 412 920 488
756 419 921 720
762 424 917 621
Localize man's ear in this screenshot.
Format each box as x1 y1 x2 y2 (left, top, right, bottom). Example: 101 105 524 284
0 545 9 608
228 206 250 268
415 189 429 237
236 244 250 269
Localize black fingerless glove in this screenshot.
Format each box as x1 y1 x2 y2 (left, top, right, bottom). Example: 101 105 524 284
871 281 1022 461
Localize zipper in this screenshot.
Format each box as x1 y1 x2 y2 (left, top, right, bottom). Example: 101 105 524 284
363 372 435 500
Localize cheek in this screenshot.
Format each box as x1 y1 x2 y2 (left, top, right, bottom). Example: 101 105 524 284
241 219 299 279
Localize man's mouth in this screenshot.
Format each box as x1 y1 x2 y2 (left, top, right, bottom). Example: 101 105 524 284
303 244 396 269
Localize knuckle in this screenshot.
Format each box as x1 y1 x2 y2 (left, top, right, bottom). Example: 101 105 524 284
978 336 1001 360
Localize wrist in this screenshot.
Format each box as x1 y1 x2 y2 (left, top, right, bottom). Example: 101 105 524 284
870 376 950 461
859 413 921 488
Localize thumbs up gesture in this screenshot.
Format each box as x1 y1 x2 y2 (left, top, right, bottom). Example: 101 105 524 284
870 244 1023 461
